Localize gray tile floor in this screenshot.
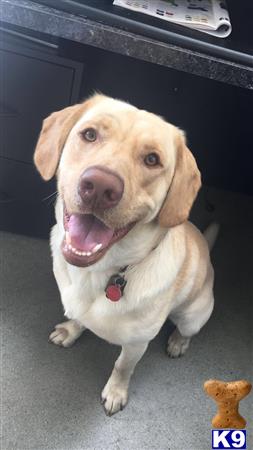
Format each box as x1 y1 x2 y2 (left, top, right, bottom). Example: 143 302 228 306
1 187 253 450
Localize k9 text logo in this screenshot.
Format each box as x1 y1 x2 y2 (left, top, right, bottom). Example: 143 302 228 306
212 430 246 449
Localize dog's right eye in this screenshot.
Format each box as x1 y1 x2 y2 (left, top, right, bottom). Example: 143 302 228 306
80 128 97 142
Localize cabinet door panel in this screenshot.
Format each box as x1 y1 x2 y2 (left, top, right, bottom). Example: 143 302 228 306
0 158 55 202
0 157 56 237
0 48 77 162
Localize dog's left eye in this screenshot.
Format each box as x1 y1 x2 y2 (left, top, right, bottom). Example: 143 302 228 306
144 153 160 167
81 128 97 142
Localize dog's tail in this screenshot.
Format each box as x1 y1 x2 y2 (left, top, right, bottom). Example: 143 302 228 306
204 222 219 251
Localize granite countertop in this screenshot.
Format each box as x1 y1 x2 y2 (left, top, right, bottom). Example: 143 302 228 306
1 0 253 90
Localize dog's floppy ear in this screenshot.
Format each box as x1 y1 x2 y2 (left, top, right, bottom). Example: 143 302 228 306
158 131 201 228
34 95 103 180
34 103 87 180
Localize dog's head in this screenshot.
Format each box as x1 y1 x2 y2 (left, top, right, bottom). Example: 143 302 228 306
34 94 201 266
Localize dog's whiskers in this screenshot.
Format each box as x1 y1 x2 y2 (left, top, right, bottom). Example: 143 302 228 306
42 191 58 206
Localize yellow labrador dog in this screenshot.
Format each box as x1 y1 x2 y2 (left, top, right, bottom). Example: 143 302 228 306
34 94 217 416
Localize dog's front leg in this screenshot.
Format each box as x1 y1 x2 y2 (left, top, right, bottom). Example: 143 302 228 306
50 245 86 347
101 342 148 416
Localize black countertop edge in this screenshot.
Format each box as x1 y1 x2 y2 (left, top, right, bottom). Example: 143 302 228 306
1 0 253 90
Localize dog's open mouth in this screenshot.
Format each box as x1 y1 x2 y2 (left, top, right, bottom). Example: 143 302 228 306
62 207 134 267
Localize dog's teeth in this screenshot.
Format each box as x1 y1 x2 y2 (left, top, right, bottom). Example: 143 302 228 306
67 244 93 257
92 243 102 253
65 231 71 245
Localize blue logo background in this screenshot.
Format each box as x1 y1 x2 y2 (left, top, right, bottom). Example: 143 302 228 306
212 430 246 449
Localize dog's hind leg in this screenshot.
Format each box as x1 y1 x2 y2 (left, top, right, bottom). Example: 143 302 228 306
167 281 214 358
167 327 191 358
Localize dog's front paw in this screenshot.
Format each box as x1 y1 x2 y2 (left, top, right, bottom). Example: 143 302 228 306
167 328 190 358
49 319 84 348
101 379 128 416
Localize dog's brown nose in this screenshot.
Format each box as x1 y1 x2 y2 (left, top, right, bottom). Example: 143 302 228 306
78 167 124 210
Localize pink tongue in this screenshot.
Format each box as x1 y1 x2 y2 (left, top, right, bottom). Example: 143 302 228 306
68 214 114 252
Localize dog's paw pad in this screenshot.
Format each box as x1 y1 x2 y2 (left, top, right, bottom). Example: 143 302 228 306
167 330 190 358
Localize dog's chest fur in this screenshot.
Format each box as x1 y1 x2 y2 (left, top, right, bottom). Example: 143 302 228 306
50 220 193 345
56 249 174 345
51 199 204 346
63 271 163 344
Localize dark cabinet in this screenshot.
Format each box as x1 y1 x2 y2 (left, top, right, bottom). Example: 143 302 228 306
0 29 84 237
